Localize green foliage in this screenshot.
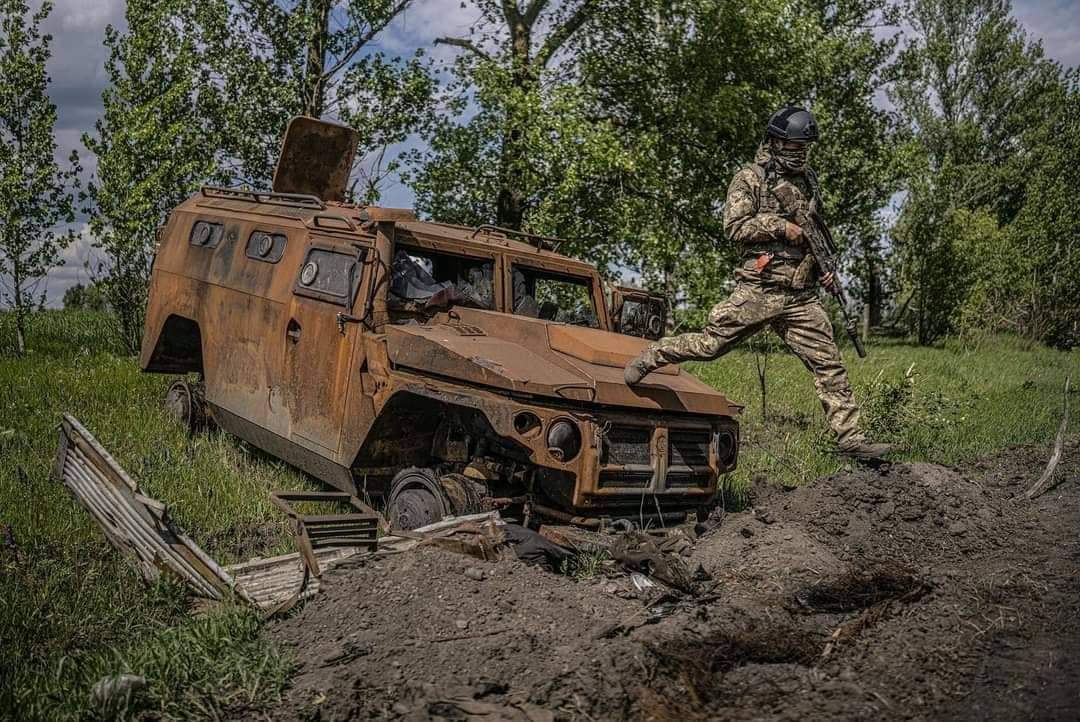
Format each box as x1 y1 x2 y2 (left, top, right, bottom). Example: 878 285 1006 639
83 0 434 353
0 0 78 355
888 0 1065 345
997 74 1080 348
411 0 901 319
201 0 434 190
859 362 975 449
407 0 622 262
83 0 228 354
689 334 1078 495
561 548 609 582
29 605 293 721
62 282 110 312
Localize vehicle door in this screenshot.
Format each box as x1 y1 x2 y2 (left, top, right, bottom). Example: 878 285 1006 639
283 238 366 454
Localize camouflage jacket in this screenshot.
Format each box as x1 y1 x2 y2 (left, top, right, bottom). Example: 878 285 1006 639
723 145 820 287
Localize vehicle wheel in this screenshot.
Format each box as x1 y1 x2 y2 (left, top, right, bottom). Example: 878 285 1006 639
385 467 450 531
164 380 211 433
438 472 489 516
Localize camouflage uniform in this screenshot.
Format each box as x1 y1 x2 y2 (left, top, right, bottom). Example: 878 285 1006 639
641 146 864 447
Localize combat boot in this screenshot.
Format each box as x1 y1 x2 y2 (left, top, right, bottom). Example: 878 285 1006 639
836 439 896 461
624 348 660 386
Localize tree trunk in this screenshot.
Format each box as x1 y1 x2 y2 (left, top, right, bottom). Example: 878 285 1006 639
12 263 26 356
302 0 331 117
663 266 676 334
495 5 534 230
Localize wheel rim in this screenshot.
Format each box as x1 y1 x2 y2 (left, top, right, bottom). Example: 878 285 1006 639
164 382 193 428
389 487 446 530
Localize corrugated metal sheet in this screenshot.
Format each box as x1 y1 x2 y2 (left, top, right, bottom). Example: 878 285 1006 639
53 414 244 602
227 547 357 609
54 414 504 611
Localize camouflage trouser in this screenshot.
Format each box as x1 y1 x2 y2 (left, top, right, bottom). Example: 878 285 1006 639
646 282 863 445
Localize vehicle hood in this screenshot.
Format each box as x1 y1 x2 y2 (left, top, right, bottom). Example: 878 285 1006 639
383 310 740 417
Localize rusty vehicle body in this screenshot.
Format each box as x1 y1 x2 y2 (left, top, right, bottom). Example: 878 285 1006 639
141 117 741 528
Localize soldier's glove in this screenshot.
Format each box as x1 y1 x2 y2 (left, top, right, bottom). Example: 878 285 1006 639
784 221 803 244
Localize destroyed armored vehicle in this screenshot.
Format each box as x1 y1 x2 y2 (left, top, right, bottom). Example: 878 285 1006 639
141 118 740 529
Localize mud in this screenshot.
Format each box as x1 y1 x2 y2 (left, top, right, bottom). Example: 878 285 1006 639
250 438 1080 721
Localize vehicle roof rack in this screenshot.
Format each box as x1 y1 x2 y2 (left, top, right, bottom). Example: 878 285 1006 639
200 186 326 210
470 224 564 253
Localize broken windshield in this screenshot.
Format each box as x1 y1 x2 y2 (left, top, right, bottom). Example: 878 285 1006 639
389 247 494 310
512 266 599 328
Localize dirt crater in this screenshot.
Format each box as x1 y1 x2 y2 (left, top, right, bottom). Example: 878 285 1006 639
248 439 1080 721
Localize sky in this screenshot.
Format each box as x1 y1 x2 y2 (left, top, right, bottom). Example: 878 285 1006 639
21 0 1080 305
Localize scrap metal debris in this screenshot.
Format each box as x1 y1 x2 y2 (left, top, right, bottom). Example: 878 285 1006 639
609 530 700 595
52 415 243 603
52 414 505 611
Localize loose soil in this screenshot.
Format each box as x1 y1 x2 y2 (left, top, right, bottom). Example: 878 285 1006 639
250 439 1080 721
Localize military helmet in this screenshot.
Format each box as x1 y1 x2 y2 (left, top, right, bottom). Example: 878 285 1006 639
766 106 818 142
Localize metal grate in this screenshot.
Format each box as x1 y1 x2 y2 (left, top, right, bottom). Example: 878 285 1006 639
666 470 712 487
669 429 711 468
602 424 652 466
598 469 653 488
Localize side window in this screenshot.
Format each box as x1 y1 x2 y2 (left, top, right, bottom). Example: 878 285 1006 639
512 267 599 328
189 220 224 248
389 247 494 310
619 296 666 339
245 230 287 263
294 247 358 305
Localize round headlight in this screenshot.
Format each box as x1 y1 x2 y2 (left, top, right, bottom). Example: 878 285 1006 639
546 420 581 462
716 430 737 467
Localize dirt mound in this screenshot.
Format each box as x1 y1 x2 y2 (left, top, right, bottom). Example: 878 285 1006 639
251 439 1080 721
750 461 1011 561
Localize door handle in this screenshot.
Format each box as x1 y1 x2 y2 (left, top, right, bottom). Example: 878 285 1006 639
286 319 301 344
336 312 362 334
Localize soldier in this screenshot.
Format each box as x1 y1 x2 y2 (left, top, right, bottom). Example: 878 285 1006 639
623 106 893 461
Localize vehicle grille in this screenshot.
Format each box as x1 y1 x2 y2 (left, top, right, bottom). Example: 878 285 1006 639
666 470 712 487
598 469 652 488
668 429 711 468
601 425 651 466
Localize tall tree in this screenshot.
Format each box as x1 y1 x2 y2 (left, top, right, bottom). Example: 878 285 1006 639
0 0 77 355
205 0 432 189
85 0 433 351
888 0 1061 344
411 0 604 231
957 71 1079 348
580 0 899 324
83 0 226 353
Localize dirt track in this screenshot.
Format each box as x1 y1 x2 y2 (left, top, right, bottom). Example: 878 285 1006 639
249 439 1080 721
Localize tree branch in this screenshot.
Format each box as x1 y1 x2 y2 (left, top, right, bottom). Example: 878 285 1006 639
322 0 412 79
434 36 493 62
535 0 596 68
522 0 550 27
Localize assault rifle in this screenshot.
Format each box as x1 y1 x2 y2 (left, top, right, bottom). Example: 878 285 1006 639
791 204 867 358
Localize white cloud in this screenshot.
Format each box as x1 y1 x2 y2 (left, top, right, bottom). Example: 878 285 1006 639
1012 0 1080 69
51 0 125 30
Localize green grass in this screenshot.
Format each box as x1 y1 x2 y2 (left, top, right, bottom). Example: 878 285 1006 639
2 310 1077 719
1 310 305 720
690 332 1079 499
